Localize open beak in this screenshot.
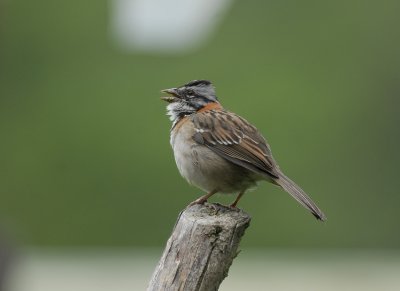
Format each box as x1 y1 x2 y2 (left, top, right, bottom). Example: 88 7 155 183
160 88 180 103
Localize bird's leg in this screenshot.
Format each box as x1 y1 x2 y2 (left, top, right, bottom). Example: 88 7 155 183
189 189 218 206
229 191 245 208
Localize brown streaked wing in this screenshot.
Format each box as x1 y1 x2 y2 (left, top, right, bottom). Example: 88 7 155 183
191 109 280 179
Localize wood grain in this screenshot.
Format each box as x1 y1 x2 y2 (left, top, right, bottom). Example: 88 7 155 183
147 203 251 291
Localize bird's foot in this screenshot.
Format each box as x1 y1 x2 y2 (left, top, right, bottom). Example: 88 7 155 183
228 203 241 211
187 190 218 208
188 197 208 207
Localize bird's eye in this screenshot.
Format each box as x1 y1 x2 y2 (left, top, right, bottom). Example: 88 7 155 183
186 89 195 96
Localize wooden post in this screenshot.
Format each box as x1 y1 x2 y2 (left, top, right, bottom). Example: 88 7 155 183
147 203 251 291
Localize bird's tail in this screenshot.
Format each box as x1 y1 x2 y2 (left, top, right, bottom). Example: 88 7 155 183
274 172 327 221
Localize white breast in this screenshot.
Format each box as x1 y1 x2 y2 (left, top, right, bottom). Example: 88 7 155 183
170 120 203 188
170 119 258 194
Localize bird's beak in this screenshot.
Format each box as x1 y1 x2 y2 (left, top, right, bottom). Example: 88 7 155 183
160 88 180 103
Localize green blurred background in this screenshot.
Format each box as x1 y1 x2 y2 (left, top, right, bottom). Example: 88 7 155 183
1 0 400 251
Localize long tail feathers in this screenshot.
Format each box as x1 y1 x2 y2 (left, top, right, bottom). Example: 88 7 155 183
275 173 327 221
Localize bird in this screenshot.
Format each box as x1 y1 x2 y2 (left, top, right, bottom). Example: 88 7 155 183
161 80 326 221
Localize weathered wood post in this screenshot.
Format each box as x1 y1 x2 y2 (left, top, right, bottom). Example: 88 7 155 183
147 203 251 291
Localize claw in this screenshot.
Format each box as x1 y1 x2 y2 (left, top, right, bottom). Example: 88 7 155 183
188 198 208 207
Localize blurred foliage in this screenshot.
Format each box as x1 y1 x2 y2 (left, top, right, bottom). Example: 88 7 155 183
0 0 400 247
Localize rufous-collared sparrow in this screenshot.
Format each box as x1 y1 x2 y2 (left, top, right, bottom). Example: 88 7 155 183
161 80 326 221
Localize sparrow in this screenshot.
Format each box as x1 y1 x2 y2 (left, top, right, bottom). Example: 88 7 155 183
161 80 326 221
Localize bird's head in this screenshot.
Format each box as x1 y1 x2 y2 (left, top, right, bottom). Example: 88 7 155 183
161 80 218 123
